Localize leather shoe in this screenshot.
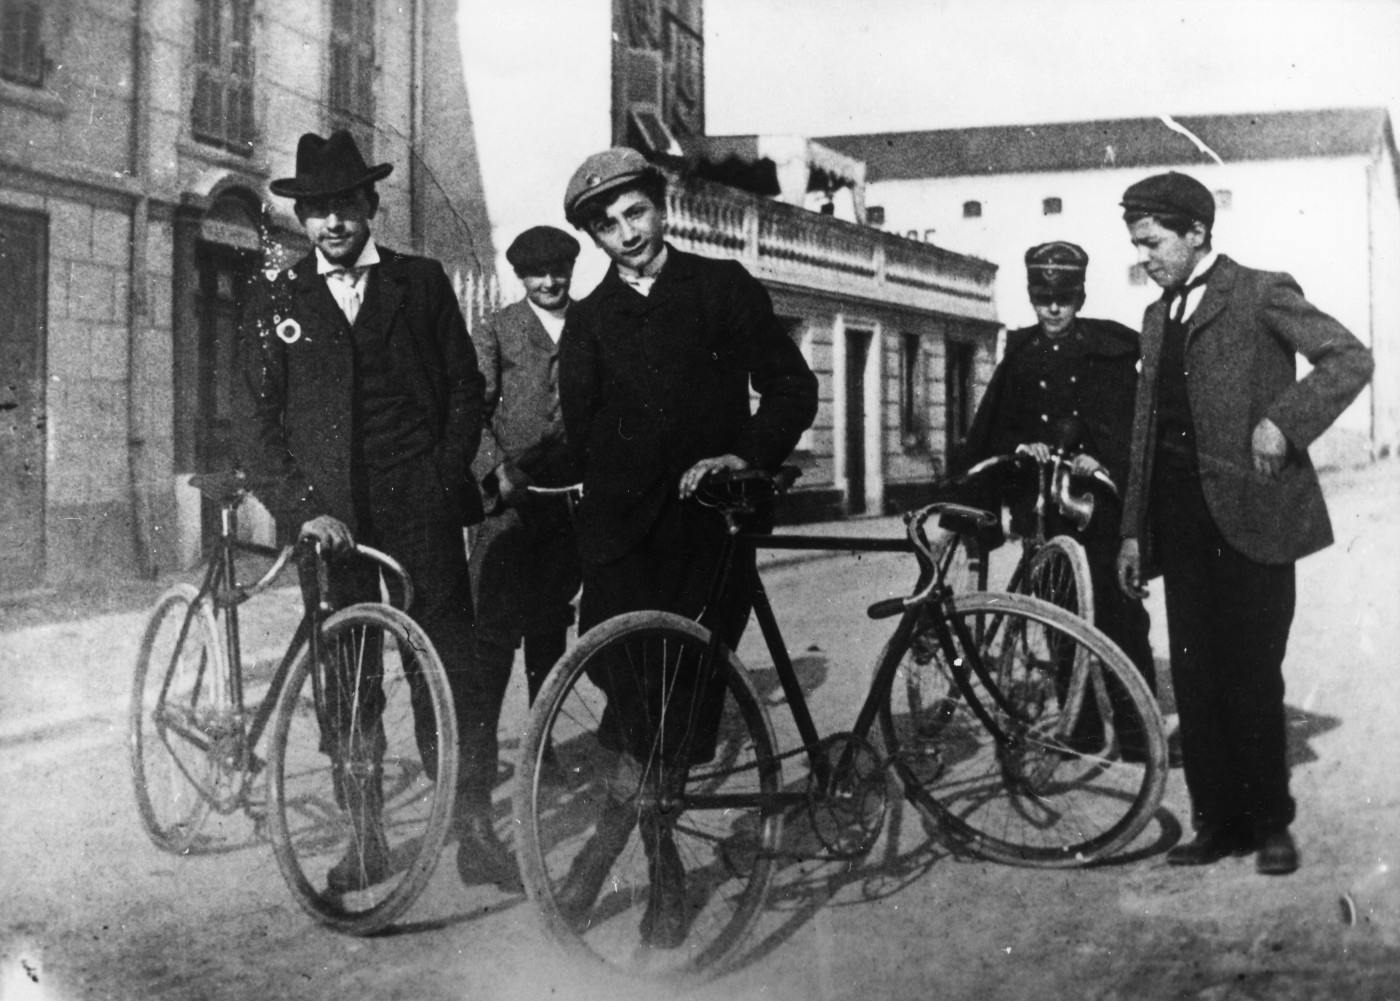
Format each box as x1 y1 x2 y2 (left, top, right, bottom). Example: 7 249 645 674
456 816 523 892
1167 823 1252 866
327 828 392 893
1255 828 1299 876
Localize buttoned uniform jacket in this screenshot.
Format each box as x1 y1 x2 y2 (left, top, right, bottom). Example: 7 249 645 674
1120 254 1373 575
234 246 486 535
559 246 819 565
961 317 1140 492
471 297 576 507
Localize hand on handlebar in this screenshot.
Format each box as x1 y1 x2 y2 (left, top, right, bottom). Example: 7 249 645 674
1014 442 1053 464
1116 538 1149 600
298 514 354 554
679 453 750 499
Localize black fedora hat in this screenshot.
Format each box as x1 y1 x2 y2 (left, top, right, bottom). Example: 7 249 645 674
269 130 393 199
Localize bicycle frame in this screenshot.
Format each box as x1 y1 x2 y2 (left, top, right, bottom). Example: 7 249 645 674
683 506 1025 813
154 489 415 807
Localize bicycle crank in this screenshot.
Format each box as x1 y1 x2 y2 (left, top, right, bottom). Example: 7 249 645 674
805 733 887 859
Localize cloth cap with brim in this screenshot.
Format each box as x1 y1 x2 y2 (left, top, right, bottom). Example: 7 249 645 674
564 147 653 225
269 130 393 200
1025 240 1088 291
1120 170 1215 227
506 226 581 271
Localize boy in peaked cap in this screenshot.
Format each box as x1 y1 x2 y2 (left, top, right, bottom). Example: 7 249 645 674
961 240 1159 756
1117 170 1373 874
469 225 582 761
549 148 817 949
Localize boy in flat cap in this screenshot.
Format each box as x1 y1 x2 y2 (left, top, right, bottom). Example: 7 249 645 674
233 130 521 895
1117 170 1373 874
553 147 817 947
961 240 1158 756
469 225 582 750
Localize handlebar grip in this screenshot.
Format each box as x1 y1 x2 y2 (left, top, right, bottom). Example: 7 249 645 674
867 597 907 620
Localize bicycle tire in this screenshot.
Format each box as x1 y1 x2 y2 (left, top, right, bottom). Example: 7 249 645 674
129 583 225 854
1026 535 1094 626
875 591 1166 867
514 611 782 985
266 602 458 935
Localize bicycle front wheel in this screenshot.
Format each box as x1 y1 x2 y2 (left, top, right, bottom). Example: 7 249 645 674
1025 534 1094 626
515 611 782 986
876 592 1166 867
129 583 225 853
266 602 458 935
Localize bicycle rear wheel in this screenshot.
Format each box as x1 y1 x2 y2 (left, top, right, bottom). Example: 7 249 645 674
514 611 782 986
876 592 1166 866
1025 535 1094 625
129 583 225 853
266 602 458 935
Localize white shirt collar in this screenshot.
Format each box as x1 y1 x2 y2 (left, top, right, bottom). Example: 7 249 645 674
617 245 669 295
526 298 568 343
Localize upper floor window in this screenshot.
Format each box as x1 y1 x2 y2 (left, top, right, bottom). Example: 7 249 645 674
1 0 45 87
1042 196 1062 215
192 0 255 155
328 0 376 155
962 200 982 219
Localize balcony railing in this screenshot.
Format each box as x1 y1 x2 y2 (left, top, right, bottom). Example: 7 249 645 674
664 172 998 323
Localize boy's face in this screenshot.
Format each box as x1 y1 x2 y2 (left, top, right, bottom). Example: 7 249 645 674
1128 216 1207 291
519 262 574 312
586 188 665 274
1029 288 1082 336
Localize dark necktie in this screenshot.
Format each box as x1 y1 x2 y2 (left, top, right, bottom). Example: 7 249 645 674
1169 269 1211 324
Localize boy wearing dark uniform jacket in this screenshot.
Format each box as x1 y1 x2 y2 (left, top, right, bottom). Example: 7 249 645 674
961 241 1158 754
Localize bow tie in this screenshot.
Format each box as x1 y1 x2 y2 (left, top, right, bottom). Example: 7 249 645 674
1166 268 1212 323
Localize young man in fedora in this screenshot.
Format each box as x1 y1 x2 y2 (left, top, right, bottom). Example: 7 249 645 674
1116 170 1373 875
553 148 817 947
233 130 520 894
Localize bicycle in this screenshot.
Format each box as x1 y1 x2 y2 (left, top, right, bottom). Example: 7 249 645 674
512 467 1168 983
941 447 1118 624
128 469 459 935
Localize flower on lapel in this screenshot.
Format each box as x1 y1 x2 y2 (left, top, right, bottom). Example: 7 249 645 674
276 317 302 344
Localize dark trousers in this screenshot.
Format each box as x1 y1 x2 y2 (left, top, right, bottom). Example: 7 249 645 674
300 455 496 815
469 495 581 709
1152 472 1297 834
578 499 754 765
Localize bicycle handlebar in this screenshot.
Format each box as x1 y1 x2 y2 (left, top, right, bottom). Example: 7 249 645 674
963 450 1118 499
295 538 416 613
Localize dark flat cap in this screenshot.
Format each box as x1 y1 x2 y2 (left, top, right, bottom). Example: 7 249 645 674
269 130 392 199
1025 240 1087 289
506 226 580 271
564 147 655 225
1120 171 1215 227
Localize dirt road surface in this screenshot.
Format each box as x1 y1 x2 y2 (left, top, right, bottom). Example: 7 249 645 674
2 462 1398 1001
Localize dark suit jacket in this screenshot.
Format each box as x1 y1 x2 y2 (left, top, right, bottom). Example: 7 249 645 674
559 247 818 564
471 297 575 504
1121 255 1373 571
233 246 486 536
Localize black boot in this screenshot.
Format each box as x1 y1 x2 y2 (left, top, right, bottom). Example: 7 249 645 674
554 796 638 925
327 733 391 893
455 811 523 892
